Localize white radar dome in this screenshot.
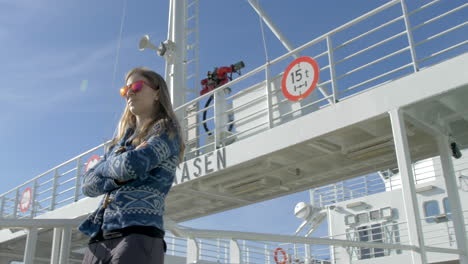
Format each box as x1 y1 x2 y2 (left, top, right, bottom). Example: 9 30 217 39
294 202 311 220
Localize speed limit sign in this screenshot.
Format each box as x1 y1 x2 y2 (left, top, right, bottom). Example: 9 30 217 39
281 56 319 101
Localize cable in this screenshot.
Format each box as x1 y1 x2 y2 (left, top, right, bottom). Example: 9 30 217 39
110 0 128 138
256 0 270 62
111 0 128 92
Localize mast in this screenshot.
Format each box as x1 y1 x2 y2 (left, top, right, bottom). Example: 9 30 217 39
165 0 200 157
165 0 188 108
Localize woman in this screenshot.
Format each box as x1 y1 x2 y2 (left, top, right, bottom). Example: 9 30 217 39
78 67 185 263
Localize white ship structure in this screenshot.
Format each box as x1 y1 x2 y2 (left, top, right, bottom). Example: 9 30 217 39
1 0 467 263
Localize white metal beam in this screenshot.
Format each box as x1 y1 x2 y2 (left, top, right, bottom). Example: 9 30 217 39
403 110 443 137
246 0 296 58
59 226 72 264
23 228 38 264
436 135 468 263
389 108 428 264
183 188 251 204
439 96 468 123
50 228 63 264
166 0 187 108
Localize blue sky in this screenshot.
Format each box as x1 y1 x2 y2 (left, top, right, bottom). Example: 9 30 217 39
1 0 466 237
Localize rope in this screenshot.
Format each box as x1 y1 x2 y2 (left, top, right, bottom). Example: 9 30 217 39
110 0 128 140
256 0 270 62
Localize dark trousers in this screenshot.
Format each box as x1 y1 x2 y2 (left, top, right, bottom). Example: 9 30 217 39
82 233 165 264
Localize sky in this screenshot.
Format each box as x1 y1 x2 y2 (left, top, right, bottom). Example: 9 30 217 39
0 0 466 241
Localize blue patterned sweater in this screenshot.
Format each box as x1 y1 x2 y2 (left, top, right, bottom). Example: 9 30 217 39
78 123 180 238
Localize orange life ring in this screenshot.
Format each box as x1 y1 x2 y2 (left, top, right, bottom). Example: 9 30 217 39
274 247 288 264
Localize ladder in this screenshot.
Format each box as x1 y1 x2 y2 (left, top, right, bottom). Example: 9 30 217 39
184 0 201 158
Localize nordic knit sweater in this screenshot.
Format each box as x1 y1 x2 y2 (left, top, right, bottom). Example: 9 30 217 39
78 122 180 237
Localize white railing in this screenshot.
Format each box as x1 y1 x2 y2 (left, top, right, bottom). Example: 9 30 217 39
420 209 468 248
0 0 466 220
311 174 388 207
1 217 465 264
165 234 188 258
197 238 230 263
0 142 109 219
175 0 468 159
311 150 468 207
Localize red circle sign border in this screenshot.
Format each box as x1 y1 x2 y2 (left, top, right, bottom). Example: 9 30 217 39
19 187 32 213
281 56 320 102
85 154 101 172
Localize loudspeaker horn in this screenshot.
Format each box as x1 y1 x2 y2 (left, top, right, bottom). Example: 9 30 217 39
139 35 158 51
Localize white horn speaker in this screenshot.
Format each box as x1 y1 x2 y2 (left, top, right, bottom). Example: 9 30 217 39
138 35 158 51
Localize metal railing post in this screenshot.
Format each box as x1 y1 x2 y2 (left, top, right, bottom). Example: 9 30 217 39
364 175 369 195
242 240 246 263
304 244 311 264
400 0 419 72
293 243 298 261
265 245 270 264
13 188 20 218
326 35 338 103
230 240 241 264
0 196 5 218
199 239 203 261
309 189 315 206
213 89 220 150
341 182 345 201
30 180 38 218
225 241 228 263
74 157 82 202
216 239 220 261
265 62 274 128
187 237 199 264
333 183 338 203
51 169 59 211
171 237 175 254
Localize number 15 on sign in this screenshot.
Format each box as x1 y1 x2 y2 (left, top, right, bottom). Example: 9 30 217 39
281 56 319 101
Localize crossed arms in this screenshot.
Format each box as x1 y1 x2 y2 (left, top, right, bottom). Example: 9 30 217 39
81 132 178 197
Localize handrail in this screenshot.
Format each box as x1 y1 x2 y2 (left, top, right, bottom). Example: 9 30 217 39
173 0 401 113
172 225 464 255
0 141 110 197
0 218 82 228
4 218 458 254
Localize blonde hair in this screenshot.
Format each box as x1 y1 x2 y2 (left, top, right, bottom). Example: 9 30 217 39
108 67 185 161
